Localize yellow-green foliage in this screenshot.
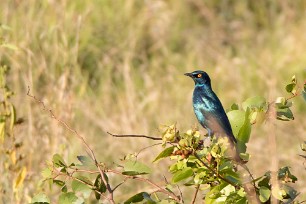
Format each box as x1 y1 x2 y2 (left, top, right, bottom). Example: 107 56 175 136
0 0 305 202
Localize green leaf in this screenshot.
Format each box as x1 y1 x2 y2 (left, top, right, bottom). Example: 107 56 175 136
242 96 266 110
123 160 152 175
237 108 251 143
54 180 65 187
13 166 27 190
230 103 239 110
236 197 247 204
61 185 68 193
31 193 50 204
283 184 298 200
257 173 271 188
250 110 266 125
227 110 245 137
172 167 193 183
58 192 78 204
153 146 175 162
220 184 235 196
160 124 178 142
239 153 250 161
271 186 285 201
291 75 297 83
194 171 207 184
275 97 288 108
73 197 85 204
278 166 297 183
301 141 306 152
285 83 296 94
259 186 271 202
0 122 5 143
124 192 153 204
9 104 16 132
302 90 306 102
224 171 240 184
94 174 108 200
41 168 52 178
205 182 228 204
77 155 94 166
53 154 67 167
72 176 92 198
276 107 294 121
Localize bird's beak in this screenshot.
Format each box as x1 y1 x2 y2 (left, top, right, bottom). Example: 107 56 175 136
184 72 193 78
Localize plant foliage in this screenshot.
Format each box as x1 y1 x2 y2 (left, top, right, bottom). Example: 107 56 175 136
29 75 305 203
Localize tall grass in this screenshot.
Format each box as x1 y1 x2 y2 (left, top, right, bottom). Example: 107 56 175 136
0 0 305 202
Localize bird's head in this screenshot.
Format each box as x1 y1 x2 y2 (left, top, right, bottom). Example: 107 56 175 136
184 70 211 87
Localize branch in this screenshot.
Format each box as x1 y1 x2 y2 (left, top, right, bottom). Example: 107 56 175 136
112 178 128 192
176 185 184 204
65 167 181 203
191 185 200 204
52 168 108 200
27 87 115 204
136 143 162 158
106 169 182 203
107 132 162 140
194 153 240 188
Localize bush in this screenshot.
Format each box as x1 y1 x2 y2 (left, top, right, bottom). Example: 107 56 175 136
28 75 305 203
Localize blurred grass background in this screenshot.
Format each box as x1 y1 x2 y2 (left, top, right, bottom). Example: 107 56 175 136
0 0 305 203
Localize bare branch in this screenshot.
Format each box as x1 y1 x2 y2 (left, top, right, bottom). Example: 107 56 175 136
112 178 128 192
136 143 162 158
107 132 162 140
106 169 182 203
191 185 200 204
176 185 184 204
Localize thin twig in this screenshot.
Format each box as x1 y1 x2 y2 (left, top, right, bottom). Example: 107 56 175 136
107 132 162 140
27 87 115 204
136 143 162 158
176 185 184 204
63 166 182 202
112 178 128 192
106 169 181 203
67 167 99 174
191 185 200 204
52 168 108 200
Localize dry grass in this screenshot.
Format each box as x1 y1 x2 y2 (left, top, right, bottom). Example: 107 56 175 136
0 0 305 203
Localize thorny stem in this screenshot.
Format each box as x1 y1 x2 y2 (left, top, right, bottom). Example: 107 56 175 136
27 87 115 204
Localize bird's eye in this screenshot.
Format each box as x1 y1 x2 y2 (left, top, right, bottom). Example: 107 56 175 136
197 74 202 78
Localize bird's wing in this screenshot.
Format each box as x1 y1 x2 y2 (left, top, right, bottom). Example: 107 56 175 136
198 95 237 144
205 111 237 144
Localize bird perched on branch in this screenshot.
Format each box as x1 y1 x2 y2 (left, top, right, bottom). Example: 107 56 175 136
185 70 241 161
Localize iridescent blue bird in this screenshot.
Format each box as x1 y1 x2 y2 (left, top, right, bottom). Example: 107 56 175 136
185 70 239 158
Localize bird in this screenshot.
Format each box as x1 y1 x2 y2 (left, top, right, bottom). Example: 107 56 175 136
185 70 241 161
